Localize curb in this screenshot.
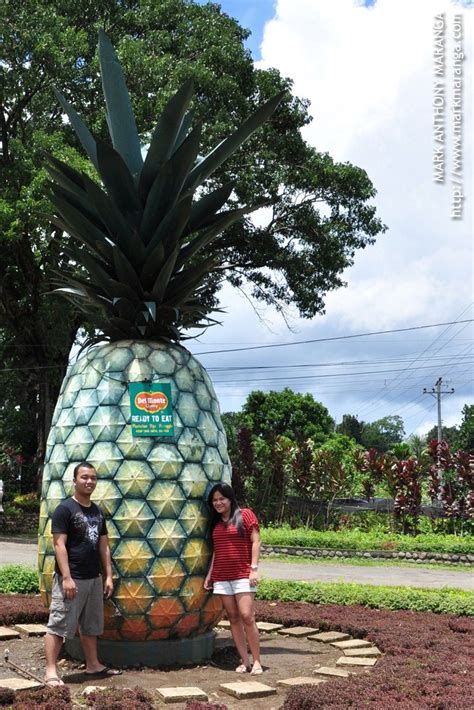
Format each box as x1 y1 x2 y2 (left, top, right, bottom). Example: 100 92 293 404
261 544 474 566
0 536 36 545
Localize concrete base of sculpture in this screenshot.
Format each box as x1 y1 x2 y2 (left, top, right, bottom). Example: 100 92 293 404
65 631 216 667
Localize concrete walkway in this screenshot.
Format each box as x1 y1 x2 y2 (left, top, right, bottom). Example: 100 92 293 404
1 539 473 590
259 559 474 591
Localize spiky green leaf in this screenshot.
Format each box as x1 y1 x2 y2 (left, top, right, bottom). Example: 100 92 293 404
184 91 286 191
187 182 235 232
150 247 181 303
140 124 202 242
81 173 144 265
176 206 249 268
98 29 143 177
139 80 194 198
53 89 98 171
111 246 145 298
96 141 141 217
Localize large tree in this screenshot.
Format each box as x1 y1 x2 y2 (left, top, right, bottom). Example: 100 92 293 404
454 405 474 452
241 388 335 443
336 413 364 444
0 0 385 476
360 415 405 453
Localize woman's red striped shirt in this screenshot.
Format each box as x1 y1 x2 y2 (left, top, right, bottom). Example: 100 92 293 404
211 508 259 582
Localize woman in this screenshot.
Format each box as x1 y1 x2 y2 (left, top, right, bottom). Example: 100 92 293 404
204 483 263 674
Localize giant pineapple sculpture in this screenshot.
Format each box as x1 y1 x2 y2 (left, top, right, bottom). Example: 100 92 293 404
38 32 282 664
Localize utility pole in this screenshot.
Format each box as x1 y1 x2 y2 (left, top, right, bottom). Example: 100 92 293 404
423 377 455 488
423 377 455 443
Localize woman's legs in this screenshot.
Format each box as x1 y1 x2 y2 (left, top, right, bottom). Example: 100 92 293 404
219 594 250 669
235 592 261 670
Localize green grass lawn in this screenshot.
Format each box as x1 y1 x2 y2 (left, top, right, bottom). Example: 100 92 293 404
261 553 473 572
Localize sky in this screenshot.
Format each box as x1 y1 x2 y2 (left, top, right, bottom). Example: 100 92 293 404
190 0 473 438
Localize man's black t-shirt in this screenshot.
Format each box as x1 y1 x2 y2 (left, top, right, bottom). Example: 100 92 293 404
51 497 107 579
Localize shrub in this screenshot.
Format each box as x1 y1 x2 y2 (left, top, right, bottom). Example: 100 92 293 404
0 687 15 706
253 600 474 709
12 492 40 512
0 594 48 625
256 579 474 616
13 684 71 708
0 565 39 594
84 686 154 709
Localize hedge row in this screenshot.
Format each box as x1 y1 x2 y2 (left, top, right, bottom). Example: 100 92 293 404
256 579 474 616
0 565 39 594
261 526 474 554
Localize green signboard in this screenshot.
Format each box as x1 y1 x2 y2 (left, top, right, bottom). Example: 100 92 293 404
129 383 174 437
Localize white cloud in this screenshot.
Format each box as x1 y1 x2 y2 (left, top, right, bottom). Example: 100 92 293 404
195 0 473 428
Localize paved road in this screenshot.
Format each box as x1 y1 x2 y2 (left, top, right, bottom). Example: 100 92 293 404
260 559 474 591
1 539 473 590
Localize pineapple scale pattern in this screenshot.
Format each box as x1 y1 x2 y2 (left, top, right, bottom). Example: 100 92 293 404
38 340 230 641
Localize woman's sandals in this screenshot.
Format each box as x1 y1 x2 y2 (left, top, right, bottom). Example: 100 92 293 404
235 663 251 673
235 662 263 674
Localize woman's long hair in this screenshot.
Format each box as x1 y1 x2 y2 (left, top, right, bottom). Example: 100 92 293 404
207 483 244 537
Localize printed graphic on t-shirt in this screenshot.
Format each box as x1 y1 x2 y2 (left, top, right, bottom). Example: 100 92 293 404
70 511 101 548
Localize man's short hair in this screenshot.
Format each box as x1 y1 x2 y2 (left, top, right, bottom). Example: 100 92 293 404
73 461 96 480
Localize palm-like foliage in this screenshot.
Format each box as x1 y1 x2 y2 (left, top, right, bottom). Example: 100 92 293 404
46 31 283 343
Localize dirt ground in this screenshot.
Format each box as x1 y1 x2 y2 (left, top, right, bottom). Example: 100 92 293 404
0 627 371 708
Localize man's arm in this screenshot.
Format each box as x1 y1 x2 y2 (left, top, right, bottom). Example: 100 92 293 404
99 535 113 599
53 533 77 599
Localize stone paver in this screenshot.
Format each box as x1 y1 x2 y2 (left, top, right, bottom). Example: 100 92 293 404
278 626 318 637
314 666 351 678
0 627 21 640
308 631 350 643
277 676 326 687
156 687 208 703
82 686 107 695
344 646 381 657
14 624 48 637
217 620 231 628
331 639 372 649
0 677 42 690
337 656 378 667
256 621 284 632
220 681 277 699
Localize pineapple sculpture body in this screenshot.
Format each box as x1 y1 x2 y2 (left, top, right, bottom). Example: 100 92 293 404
38 32 282 664
39 340 229 658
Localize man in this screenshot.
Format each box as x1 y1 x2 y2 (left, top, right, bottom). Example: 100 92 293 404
44 461 122 685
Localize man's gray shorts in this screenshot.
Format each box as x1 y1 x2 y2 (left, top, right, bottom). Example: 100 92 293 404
47 574 104 639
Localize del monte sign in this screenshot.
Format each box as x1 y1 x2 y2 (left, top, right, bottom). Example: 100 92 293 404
129 383 174 437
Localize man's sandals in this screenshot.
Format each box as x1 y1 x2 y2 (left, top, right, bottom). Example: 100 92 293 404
44 676 64 687
84 666 123 678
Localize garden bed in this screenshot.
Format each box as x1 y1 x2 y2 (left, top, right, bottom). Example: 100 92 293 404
1 594 473 708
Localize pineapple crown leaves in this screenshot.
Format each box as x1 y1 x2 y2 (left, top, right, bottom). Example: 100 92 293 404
47 30 285 342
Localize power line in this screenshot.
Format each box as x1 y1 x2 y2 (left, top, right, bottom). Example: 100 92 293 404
194 319 473 355
211 361 472 384
354 308 473 417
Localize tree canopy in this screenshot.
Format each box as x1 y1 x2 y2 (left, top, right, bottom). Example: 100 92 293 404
0 0 385 470
360 415 405 453
454 405 474 452
241 388 335 443
336 414 364 444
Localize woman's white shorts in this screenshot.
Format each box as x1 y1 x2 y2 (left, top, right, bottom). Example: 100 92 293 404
212 578 255 595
